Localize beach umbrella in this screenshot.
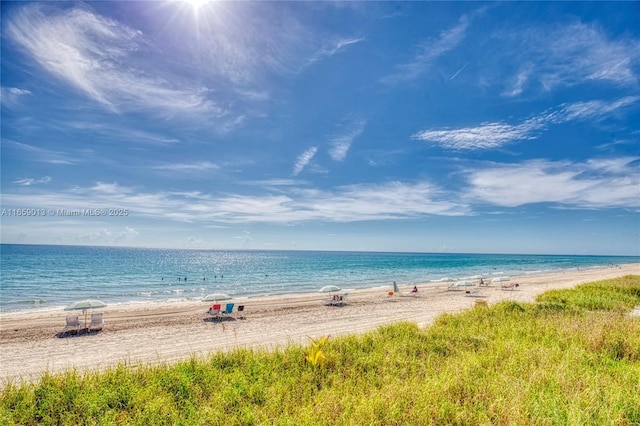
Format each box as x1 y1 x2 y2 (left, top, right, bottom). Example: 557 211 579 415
492 276 511 283
64 299 107 326
454 280 476 287
202 293 232 302
319 285 341 293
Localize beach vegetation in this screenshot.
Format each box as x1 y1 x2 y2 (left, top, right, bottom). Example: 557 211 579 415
305 335 329 370
1 275 639 425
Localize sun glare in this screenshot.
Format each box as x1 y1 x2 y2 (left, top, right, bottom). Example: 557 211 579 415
183 0 212 12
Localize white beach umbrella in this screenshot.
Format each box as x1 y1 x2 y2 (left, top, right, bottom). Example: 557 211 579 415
65 299 107 311
319 285 341 293
491 276 511 283
202 293 232 302
454 280 476 287
64 299 107 325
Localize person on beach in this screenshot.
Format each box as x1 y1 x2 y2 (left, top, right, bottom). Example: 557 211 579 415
412 285 418 294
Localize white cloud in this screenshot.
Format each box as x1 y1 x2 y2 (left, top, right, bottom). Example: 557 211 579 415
381 14 470 84
1 87 32 107
151 161 219 176
502 64 533 97
329 119 366 161
7 5 219 115
308 37 365 64
293 147 318 176
412 119 543 150
559 96 640 122
466 157 640 209
0 179 467 226
75 226 138 245
13 176 52 186
413 97 639 150
4 140 80 165
501 22 640 96
3 155 636 232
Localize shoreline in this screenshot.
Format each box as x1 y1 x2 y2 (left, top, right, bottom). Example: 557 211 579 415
1 262 634 316
1 263 638 387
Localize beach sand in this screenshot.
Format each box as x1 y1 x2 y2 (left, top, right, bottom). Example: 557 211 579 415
1 264 638 386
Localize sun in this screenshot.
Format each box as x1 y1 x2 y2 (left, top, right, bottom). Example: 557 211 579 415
182 0 212 12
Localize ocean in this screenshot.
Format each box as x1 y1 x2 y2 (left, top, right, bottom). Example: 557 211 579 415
1 244 637 313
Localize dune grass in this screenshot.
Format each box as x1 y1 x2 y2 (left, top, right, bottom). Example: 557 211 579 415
1 275 639 425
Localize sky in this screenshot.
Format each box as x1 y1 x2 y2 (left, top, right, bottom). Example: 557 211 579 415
1 1 639 255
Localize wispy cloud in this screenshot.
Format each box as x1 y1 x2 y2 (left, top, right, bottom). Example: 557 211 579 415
501 64 533 97
4 154 636 229
559 96 640 122
1 87 32 107
381 14 470 84
501 22 640 96
76 226 139 245
413 97 639 150
151 161 219 176
412 119 544 150
293 147 318 176
7 5 219 115
4 140 81 165
13 176 52 186
329 119 366 161
466 157 640 209
308 37 365 64
1 180 467 225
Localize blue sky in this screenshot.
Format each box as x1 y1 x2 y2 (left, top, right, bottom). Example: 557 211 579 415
1 1 639 255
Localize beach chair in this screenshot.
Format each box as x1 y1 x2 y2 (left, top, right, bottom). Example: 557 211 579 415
63 316 82 335
206 304 221 320
331 293 349 306
501 282 520 291
235 305 245 319
89 312 104 331
222 303 234 317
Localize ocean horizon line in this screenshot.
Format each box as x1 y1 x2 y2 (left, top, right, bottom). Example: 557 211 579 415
1 242 637 258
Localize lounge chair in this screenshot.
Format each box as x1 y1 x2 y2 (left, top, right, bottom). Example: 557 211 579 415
333 293 349 306
89 312 104 331
222 303 234 316
63 316 82 335
501 282 520 291
206 304 221 319
235 305 245 319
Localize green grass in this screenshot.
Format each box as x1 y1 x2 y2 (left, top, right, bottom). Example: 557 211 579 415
2 275 640 425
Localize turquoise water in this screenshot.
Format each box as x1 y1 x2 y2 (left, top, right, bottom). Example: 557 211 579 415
1 244 637 312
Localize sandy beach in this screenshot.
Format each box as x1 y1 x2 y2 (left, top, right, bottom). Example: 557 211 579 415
1 264 638 387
